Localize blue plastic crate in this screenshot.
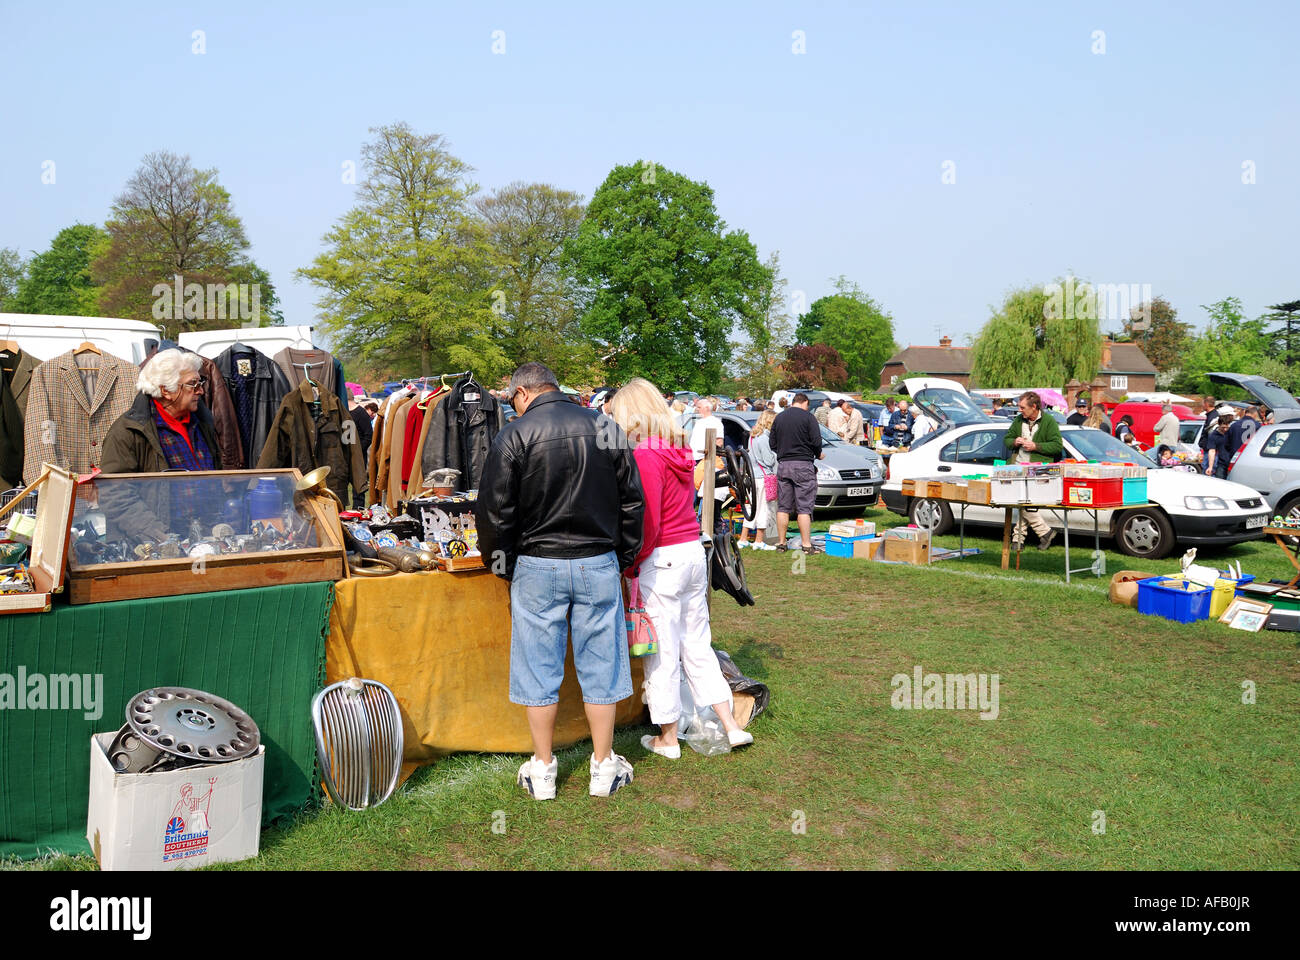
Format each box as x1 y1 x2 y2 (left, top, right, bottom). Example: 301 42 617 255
1136 577 1212 623
1123 476 1147 504
825 533 874 558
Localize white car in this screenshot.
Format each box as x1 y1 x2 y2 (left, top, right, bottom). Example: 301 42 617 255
880 422 1270 560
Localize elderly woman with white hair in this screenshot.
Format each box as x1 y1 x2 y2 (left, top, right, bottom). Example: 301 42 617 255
99 348 223 542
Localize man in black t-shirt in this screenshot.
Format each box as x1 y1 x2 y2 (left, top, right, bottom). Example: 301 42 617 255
769 393 825 554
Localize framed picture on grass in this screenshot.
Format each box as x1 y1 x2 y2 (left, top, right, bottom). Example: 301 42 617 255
1219 598 1273 632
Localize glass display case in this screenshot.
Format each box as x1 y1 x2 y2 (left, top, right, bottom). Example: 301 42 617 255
67 469 345 604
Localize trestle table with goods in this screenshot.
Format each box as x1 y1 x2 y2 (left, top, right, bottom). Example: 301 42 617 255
1259 524 1300 589
900 462 1153 583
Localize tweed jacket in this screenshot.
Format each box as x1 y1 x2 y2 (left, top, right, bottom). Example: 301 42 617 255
23 350 136 483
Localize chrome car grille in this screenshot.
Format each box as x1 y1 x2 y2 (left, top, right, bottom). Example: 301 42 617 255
838 468 874 481
312 678 403 810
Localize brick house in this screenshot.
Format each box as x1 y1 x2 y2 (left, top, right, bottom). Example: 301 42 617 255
1064 342 1159 405
878 336 972 390
878 337 1157 401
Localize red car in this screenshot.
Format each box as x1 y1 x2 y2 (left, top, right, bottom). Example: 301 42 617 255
1108 401 1196 448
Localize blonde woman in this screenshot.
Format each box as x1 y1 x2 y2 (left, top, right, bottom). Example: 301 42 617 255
1083 405 1111 435
609 378 754 757
737 410 777 549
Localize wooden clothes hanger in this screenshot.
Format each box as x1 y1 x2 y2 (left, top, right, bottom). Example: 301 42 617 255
74 329 102 356
0 326 18 354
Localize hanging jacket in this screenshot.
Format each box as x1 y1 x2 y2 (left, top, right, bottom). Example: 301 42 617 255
421 377 504 491
22 349 137 483
0 348 40 418
213 344 291 469
257 379 366 504
0 366 23 489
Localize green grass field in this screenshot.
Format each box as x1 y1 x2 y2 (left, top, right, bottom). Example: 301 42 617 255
10 504 1299 870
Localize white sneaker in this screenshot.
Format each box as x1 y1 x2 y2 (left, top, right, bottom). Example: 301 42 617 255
754 542 775 551
517 755 557 800
728 728 754 748
588 752 634 796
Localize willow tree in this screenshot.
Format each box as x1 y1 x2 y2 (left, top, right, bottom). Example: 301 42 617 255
971 278 1102 388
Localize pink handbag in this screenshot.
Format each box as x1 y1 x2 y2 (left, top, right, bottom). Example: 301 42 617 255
623 575 659 658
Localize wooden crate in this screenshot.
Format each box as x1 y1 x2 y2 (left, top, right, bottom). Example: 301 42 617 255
965 479 992 505
901 479 917 496
940 481 963 501
0 465 76 615
925 480 943 497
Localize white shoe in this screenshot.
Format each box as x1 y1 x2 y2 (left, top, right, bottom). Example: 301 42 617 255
728 728 754 749
589 752 634 796
641 734 681 759
755 542 775 551
517 755 557 800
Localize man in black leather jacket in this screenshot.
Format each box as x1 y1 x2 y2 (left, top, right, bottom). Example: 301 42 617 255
476 362 645 800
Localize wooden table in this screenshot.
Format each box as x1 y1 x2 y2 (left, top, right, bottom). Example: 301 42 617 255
1262 526 1300 588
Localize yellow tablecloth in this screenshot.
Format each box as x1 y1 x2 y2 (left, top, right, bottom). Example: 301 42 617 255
327 569 647 773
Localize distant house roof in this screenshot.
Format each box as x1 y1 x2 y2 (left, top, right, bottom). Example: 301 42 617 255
882 345 972 375
1100 341 1158 375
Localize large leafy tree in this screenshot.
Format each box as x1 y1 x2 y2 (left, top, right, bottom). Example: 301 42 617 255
476 181 595 383
92 151 280 330
1122 296 1191 375
0 247 26 310
971 278 1102 388
6 225 106 316
299 123 504 381
796 277 897 390
1265 299 1300 370
783 343 848 389
1170 297 1272 395
729 250 794 397
565 161 768 392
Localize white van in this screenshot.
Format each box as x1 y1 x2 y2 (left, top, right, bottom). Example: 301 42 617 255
0 313 163 365
177 325 315 360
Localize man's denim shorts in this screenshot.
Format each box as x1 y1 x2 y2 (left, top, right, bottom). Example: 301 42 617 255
508 551 633 707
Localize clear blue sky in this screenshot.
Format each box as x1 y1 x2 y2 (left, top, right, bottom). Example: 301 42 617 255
2 0 1296 349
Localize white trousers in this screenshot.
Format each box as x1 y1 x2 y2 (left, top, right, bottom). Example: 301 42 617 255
638 539 733 725
742 489 770 530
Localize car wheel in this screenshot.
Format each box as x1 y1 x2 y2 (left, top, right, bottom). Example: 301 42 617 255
908 497 952 535
1115 508 1175 560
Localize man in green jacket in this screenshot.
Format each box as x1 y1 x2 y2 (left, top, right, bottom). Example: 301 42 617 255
1002 391 1063 550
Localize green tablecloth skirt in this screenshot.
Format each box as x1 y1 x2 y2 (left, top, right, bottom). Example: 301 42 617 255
0 582 331 860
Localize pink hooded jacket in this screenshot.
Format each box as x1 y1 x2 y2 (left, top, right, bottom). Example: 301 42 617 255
631 436 701 572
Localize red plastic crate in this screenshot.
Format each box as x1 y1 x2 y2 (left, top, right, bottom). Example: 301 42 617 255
1063 477 1124 507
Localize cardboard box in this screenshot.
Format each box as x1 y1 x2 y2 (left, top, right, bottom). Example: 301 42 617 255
883 537 930 564
829 520 875 538
87 732 264 871
853 537 883 560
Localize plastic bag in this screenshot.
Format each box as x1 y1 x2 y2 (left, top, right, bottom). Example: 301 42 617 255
676 680 732 756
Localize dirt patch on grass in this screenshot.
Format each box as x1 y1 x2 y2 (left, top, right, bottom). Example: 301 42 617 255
656 793 697 811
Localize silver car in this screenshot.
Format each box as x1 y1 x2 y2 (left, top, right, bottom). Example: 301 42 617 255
1221 422 1300 522
679 410 884 512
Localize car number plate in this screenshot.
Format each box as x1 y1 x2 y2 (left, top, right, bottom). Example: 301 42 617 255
1246 515 1267 529
847 486 873 497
